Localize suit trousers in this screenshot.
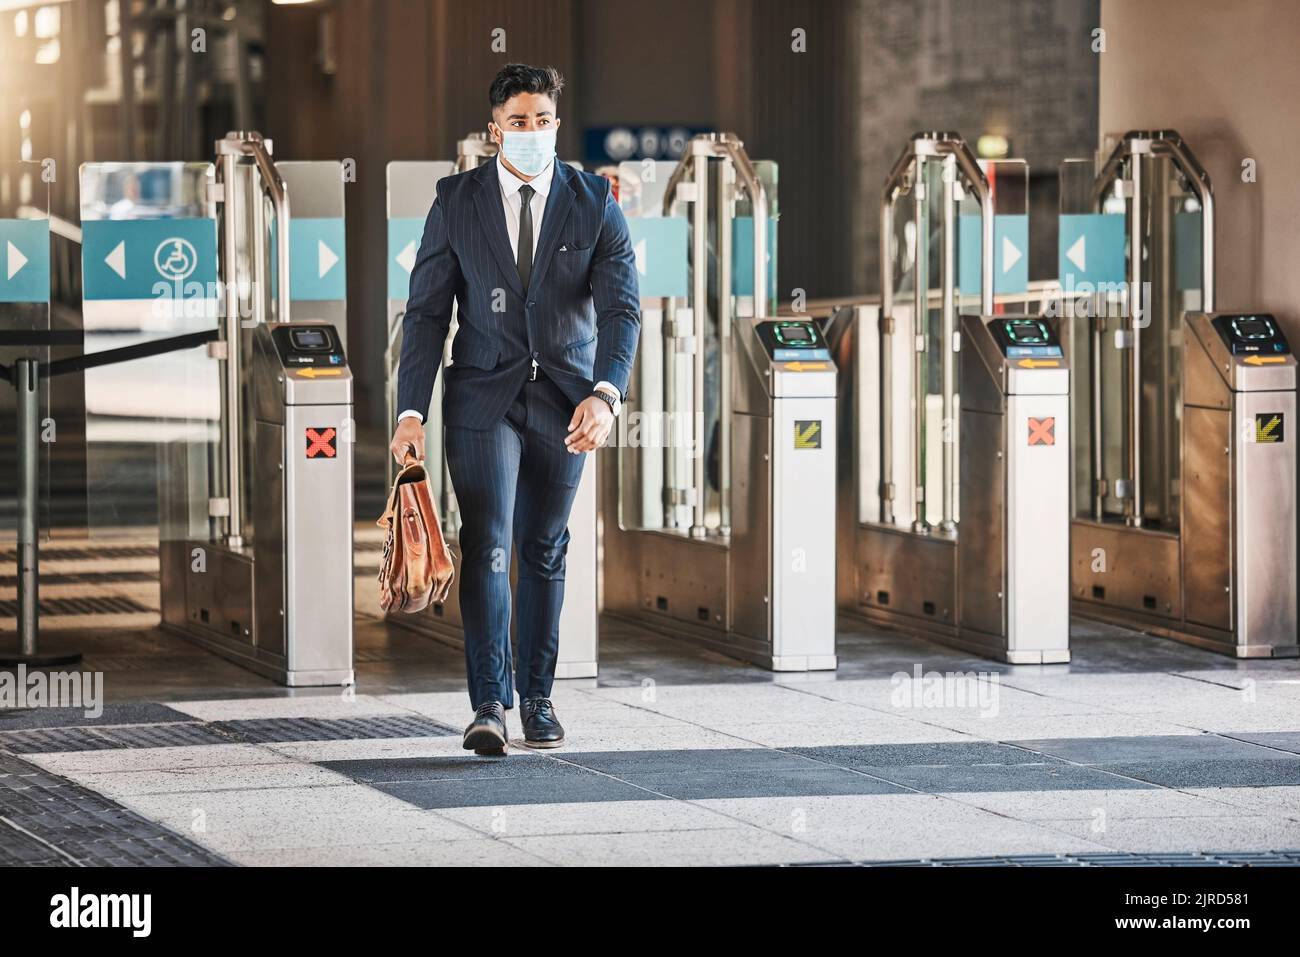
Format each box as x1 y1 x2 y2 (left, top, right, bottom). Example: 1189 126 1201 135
444 373 587 710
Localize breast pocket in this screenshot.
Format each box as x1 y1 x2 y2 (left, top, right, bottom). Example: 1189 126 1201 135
555 240 594 276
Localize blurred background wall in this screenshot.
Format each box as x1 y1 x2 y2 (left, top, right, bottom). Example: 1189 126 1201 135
1099 0 1300 342
2 0 1103 430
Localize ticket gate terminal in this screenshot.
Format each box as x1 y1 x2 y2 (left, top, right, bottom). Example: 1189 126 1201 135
383 135 598 679
157 131 355 685
1068 131 1298 657
958 314 1070 662
843 132 1071 663
603 133 838 671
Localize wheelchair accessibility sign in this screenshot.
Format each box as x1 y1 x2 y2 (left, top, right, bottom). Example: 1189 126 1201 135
82 217 217 300
154 238 198 281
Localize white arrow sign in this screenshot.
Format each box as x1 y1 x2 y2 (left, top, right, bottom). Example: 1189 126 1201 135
1001 234 1022 274
634 238 647 276
318 239 339 279
395 240 417 274
105 240 127 279
1066 234 1086 272
6 241 27 280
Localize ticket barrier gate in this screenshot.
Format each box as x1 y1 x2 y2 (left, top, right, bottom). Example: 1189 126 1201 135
841 132 1070 662
1069 131 1297 658
382 135 597 678
603 134 837 670
158 131 355 685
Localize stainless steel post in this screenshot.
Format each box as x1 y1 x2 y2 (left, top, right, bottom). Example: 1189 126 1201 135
716 158 734 536
939 153 957 535
1090 313 1105 520
218 149 244 546
880 184 897 525
716 134 770 531
690 144 709 538
911 159 930 535
16 358 39 655
244 138 291 323
1127 148 1144 528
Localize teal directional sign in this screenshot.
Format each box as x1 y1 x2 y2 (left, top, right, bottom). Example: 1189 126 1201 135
732 216 778 300
289 217 346 301
0 219 50 303
958 214 1028 295
82 218 218 300
388 216 425 301
1058 213 1126 288
627 217 688 298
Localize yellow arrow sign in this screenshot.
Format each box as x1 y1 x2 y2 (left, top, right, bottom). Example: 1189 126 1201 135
794 421 821 449
784 361 829 372
294 367 344 378
1017 358 1060 369
1244 355 1287 366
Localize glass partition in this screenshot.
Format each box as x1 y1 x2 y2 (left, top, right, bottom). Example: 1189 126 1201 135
1065 146 1202 530
0 161 51 543
615 152 777 537
78 163 220 541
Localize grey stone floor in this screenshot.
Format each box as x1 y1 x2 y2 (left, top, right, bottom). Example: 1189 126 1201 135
2 612 1299 865
3 536 1300 866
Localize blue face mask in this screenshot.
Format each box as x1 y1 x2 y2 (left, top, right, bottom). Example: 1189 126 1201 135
499 128 556 178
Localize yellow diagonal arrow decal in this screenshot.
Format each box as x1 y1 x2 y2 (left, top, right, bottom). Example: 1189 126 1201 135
294 367 344 378
1017 358 1060 369
1244 355 1287 366
1259 415 1281 438
794 422 821 448
785 361 829 372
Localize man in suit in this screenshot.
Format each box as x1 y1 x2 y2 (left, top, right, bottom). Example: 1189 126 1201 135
390 64 640 755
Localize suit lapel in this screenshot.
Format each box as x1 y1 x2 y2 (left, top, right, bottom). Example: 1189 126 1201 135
527 161 577 294
471 159 525 299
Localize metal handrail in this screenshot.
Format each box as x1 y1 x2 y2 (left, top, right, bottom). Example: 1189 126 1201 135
657 133 772 536
877 132 993 531
1087 130 1215 526
214 131 292 545
457 132 498 172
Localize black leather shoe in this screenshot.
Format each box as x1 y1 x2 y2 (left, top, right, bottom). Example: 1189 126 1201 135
521 697 564 748
463 701 508 755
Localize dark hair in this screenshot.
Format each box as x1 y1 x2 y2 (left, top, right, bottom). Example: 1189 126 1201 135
489 63 565 110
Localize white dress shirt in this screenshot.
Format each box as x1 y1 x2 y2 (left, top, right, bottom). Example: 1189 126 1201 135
399 156 619 423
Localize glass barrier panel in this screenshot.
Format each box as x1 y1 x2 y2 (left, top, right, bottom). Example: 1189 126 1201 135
79 162 220 542
1 161 51 544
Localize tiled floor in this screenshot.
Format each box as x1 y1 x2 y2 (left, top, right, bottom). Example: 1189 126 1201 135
4 537 1300 866
3 623 1300 865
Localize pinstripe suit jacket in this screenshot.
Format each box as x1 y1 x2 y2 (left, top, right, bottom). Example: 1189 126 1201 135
397 157 641 430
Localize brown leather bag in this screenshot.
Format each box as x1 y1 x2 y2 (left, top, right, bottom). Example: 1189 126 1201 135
377 458 455 613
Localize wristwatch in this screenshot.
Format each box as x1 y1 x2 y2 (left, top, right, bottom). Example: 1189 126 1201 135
591 386 621 416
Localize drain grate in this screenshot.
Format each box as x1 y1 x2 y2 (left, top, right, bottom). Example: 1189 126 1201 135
0 596 154 617
0 723 233 754
795 850 1300 867
0 595 153 616
0 715 458 753
0 545 158 562
0 752 230 866
0 570 158 587
213 714 459 744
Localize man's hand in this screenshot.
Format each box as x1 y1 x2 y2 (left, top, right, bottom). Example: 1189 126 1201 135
565 396 614 453
390 416 426 465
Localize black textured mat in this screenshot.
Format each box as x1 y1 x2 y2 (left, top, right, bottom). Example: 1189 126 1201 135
0 752 230 867
212 714 459 743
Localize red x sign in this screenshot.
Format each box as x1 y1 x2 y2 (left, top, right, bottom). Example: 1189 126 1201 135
305 427 338 458
1027 417 1055 447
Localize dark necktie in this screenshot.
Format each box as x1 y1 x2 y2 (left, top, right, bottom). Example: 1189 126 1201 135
516 184 535 290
